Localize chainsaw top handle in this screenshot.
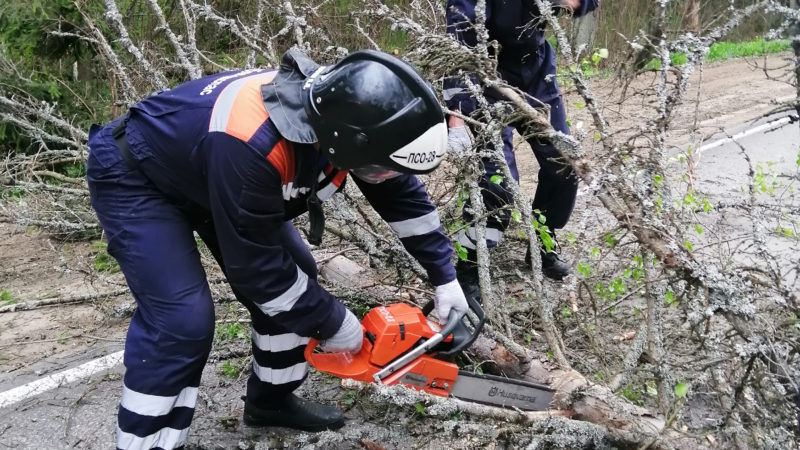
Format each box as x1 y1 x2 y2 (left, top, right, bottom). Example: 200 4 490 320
422 293 485 357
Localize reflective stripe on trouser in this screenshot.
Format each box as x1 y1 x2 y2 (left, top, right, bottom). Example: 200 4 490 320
88 122 213 450
458 95 577 259
194 220 317 408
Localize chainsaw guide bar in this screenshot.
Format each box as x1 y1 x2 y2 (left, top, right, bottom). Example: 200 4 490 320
450 371 554 411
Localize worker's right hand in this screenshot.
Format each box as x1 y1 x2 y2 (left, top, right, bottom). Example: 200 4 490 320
320 309 363 353
447 118 472 156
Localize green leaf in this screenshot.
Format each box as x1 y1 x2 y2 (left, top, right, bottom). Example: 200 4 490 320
511 209 522 223
594 371 604 381
574 101 584 109
674 381 689 398
577 262 591 277
665 290 675 306
414 402 426 415
561 306 572 318
221 360 241 379
537 213 547 225
454 242 468 261
694 224 703 235
539 230 555 253
490 174 503 184
567 233 576 245
646 380 658 397
684 240 694 252
605 234 616 247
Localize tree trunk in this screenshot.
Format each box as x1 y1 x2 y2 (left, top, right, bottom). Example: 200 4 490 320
682 0 701 34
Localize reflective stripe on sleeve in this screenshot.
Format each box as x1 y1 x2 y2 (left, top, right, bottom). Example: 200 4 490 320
256 266 309 317
388 210 441 238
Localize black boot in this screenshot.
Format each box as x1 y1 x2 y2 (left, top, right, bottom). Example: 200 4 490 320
243 394 345 431
525 246 571 281
455 259 481 304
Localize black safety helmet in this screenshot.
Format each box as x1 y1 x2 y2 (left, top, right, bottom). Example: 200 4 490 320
302 50 447 177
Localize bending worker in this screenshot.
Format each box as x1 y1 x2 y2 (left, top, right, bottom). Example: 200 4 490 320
445 0 599 290
86 48 467 449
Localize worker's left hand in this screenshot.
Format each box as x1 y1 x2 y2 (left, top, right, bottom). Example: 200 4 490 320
434 279 468 322
447 115 472 156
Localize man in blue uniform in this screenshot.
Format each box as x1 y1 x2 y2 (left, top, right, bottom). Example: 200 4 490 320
445 0 599 289
87 48 467 449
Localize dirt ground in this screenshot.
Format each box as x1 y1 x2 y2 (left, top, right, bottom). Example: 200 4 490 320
0 53 796 449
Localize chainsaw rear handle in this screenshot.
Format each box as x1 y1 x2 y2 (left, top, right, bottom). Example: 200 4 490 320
421 293 485 356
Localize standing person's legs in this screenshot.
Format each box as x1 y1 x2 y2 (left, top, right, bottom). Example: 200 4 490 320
455 125 520 301
522 95 577 279
87 124 215 450
193 220 344 431
454 124 519 257
526 96 577 230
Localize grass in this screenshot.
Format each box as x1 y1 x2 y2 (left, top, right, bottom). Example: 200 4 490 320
216 322 247 342
645 38 791 70
1 289 15 306
707 39 792 62
91 240 120 273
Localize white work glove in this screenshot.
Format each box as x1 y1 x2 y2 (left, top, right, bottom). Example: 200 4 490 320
321 309 363 353
447 125 472 156
434 279 469 323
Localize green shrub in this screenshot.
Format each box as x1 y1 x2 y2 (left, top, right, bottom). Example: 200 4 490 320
91 241 120 273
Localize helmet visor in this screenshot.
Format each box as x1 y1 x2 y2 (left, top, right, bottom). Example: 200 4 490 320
351 164 403 184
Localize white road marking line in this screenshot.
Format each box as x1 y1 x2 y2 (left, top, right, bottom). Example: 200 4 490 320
697 115 795 155
0 350 123 409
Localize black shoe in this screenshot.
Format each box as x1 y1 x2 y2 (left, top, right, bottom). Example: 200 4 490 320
243 394 345 432
455 260 481 304
525 247 571 281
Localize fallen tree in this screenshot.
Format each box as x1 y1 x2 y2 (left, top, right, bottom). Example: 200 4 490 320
1 1 799 448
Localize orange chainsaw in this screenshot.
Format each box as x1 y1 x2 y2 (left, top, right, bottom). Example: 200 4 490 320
305 296 554 411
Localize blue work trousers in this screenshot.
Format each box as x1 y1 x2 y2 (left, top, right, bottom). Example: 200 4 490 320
456 94 577 254
86 120 316 450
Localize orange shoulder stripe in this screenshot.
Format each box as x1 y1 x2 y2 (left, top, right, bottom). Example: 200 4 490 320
224 74 276 142
266 139 295 185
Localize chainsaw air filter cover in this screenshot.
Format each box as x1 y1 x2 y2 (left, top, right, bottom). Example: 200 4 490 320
361 303 443 366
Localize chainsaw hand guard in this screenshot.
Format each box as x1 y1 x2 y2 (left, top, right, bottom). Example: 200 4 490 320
421 293 485 357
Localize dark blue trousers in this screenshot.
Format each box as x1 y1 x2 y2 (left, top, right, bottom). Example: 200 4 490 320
456 95 577 253
87 120 316 450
